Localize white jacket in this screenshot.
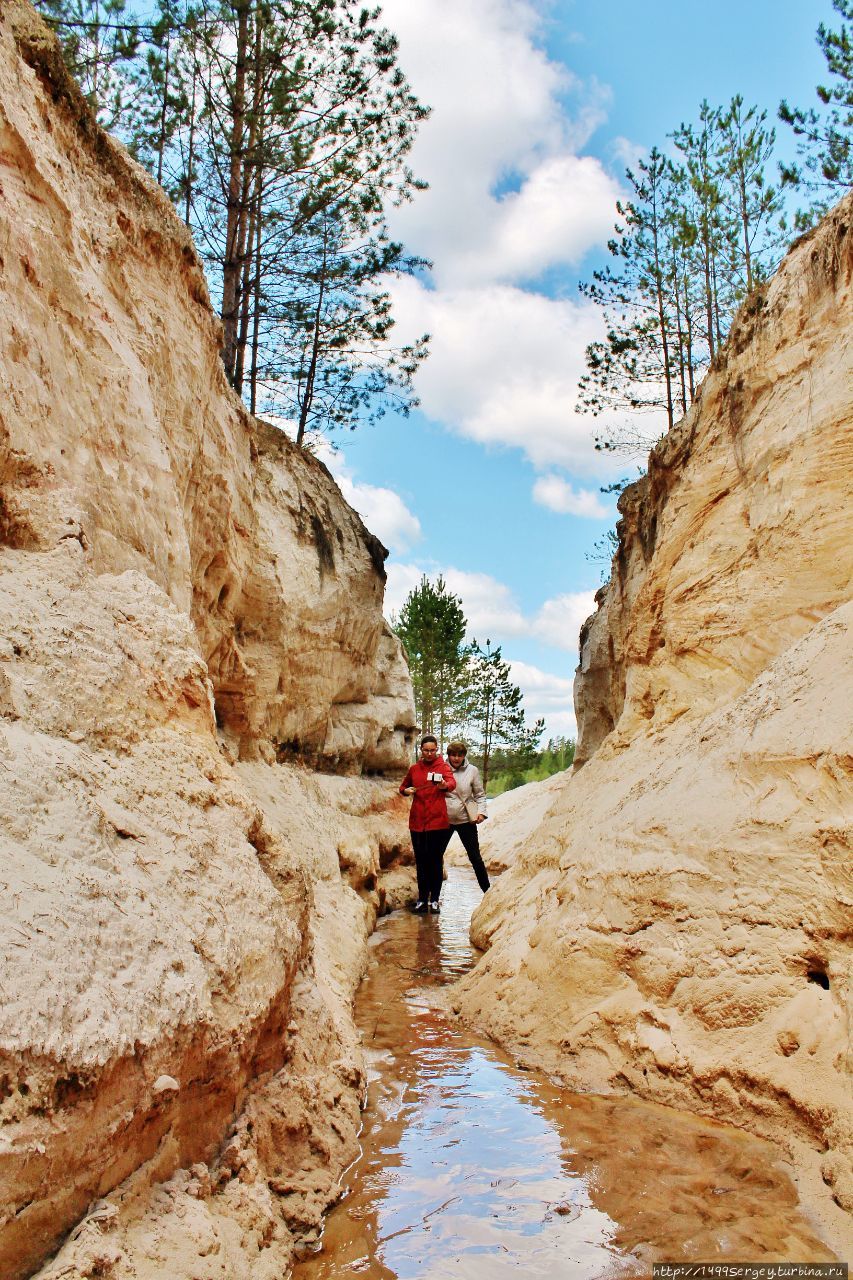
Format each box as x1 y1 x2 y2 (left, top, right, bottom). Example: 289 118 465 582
445 760 487 825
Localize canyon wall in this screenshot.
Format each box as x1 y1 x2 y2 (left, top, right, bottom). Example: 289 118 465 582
458 196 853 1246
0 4 416 1277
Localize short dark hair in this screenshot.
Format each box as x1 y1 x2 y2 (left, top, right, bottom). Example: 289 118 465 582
420 734 438 748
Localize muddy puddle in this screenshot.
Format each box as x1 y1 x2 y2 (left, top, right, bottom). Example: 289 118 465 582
292 867 835 1279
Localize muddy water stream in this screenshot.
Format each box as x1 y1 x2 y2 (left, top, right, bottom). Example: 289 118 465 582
292 868 834 1279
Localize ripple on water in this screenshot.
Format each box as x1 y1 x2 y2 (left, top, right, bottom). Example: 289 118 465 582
291 867 836 1280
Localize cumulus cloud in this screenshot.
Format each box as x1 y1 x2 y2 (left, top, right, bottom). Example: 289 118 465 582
384 562 527 637
532 474 609 517
611 135 647 173
531 591 597 652
384 562 426 620
388 277 626 476
363 0 635 484
506 658 577 737
441 568 528 638
336 476 422 555
385 566 596 661
480 154 620 285
381 0 620 290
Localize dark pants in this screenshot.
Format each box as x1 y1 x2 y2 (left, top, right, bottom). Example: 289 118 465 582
411 827 448 902
437 822 490 892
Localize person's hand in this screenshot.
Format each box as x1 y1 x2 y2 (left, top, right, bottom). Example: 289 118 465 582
402 786 415 796
475 814 486 823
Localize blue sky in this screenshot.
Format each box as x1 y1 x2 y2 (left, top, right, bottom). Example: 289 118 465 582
312 0 830 738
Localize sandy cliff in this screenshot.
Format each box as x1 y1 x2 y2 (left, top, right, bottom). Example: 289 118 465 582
0 4 416 1277
457 197 853 1246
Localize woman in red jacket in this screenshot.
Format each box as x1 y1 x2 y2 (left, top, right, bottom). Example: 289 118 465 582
399 734 456 913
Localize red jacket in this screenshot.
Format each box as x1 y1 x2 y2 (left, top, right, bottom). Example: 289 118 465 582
400 756 456 831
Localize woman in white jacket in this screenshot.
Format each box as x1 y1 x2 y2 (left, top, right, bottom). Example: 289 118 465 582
439 741 490 892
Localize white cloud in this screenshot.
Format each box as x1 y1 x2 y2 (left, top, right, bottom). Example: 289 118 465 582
384 562 527 637
388 277 629 476
532 474 608 518
509 658 574 703
384 562 426 620
385 567 596 660
442 568 527 639
381 0 620 289
507 658 577 737
611 135 647 173
337 476 422 555
531 591 597 653
540 709 579 737
456 154 621 287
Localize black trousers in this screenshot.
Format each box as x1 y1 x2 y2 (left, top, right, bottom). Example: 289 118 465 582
411 827 448 902
437 822 490 892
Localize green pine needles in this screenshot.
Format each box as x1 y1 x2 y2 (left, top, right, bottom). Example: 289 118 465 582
780 0 853 223
35 0 431 438
579 1 852 460
578 98 785 458
392 576 545 787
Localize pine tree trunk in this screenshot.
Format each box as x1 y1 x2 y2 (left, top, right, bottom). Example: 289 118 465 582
233 8 265 395
156 35 171 187
672 251 688 415
234 187 257 395
712 254 723 350
703 238 715 360
739 168 753 292
220 0 250 383
296 219 329 446
481 688 495 788
652 224 674 429
183 57 197 228
249 179 263 415
683 271 696 401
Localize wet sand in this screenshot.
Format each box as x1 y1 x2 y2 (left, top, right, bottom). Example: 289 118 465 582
291 868 836 1279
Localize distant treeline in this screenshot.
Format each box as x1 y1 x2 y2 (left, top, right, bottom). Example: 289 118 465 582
35 0 430 438
480 737 576 799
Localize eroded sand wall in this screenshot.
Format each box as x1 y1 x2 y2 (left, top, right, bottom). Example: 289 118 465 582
457 197 853 1241
0 4 416 1276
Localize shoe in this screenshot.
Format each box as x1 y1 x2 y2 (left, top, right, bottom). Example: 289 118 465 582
412 900 428 914
429 901 441 913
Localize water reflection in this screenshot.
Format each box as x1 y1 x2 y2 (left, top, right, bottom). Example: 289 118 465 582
291 868 834 1279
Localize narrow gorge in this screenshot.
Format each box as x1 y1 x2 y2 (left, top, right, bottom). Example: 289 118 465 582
1 2 851 1277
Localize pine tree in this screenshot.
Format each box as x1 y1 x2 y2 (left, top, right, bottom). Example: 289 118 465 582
577 149 682 456
36 0 430 438
580 98 782 459
671 101 731 360
459 641 543 788
393 577 467 748
182 0 430 428
125 0 190 187
35 0 141 129
268 203 429 443
717 96 783 294
780 0 853 218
